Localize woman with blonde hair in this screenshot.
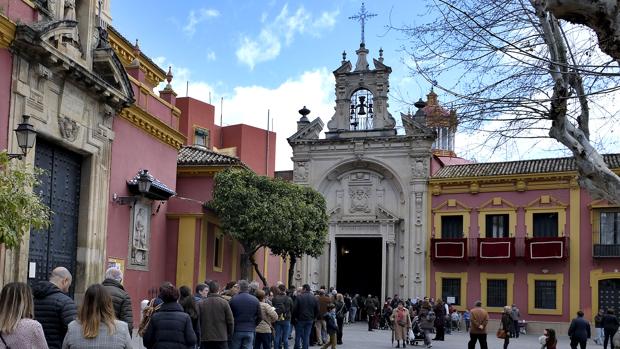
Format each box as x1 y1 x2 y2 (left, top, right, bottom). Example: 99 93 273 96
62 284 132 348
0 282 47 348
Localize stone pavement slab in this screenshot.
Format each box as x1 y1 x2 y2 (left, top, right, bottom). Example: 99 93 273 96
335 322 594 349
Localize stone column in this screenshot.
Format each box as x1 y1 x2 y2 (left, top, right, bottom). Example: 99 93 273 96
409 188 427 297
381 236 387 303
329 234 337 289
387 241 395 298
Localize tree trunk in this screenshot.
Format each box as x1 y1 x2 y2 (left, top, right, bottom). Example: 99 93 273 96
541 0 620 62
239 252 251 281
288 254 297 289
249 252 268 287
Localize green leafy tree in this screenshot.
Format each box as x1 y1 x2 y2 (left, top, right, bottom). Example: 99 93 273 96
208 168 328 286
0 152 50 249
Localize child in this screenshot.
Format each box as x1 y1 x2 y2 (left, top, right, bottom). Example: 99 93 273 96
463 310 471 332
321 303 338 349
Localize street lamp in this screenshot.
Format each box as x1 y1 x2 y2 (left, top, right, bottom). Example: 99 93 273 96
8 115 37 160
112 169 154 205
137 169 152 193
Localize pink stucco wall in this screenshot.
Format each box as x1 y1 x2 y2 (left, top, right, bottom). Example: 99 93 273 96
0 49 11 149
0 0 37 24
222 124 276 177
430 188 572 322
107 116 179 327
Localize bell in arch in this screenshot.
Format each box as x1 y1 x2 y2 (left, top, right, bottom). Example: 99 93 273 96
357 96 367 115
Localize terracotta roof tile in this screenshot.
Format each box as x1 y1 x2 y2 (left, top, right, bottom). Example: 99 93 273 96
177 146 245 167
433 154 620 178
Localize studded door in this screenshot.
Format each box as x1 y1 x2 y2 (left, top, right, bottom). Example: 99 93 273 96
28 139 82 296
599 279 620 313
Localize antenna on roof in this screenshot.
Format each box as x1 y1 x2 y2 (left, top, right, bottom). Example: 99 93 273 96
186 81 189 97
219 97 223 147
209 91 211 104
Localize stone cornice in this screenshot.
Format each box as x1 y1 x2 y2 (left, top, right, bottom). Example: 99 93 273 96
0 14 16 48
108 28 166 87
128 75 181 118
118 105 186 150
430 171 577 185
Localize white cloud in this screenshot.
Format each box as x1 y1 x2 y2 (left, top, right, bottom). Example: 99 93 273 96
152 60 334 170
236 5 339 69
206 50 216 61
183 8 220 36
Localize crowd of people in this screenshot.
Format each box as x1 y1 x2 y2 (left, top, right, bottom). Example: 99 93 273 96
1 267 620 349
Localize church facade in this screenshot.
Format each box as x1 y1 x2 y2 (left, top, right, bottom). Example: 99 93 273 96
288 42 435 301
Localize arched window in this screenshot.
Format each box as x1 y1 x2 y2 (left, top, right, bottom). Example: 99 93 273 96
350 89 374 130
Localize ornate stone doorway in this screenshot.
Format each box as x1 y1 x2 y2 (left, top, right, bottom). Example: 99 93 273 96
336 237 382 297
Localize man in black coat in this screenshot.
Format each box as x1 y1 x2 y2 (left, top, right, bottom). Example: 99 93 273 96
102 267 133 335
33 266 77 349
229 280 262 349
292 284 320 349
569 310 591 349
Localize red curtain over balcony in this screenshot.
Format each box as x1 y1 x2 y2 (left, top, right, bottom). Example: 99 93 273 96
525 237 568 261
431 238 467 262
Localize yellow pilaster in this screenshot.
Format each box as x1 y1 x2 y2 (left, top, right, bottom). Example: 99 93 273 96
176 217 197 288
198 221 207 283
0 14 16 48
569 181 580 316
263 247 269 281
231 242 238 281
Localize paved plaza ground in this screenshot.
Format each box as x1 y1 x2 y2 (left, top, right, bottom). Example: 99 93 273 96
132 320 598 348
335 322 591 349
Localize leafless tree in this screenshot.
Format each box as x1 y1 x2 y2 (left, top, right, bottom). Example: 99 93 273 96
395 0 620 204
541 0 620 62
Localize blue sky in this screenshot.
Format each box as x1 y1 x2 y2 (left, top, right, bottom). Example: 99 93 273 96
110 1 618 171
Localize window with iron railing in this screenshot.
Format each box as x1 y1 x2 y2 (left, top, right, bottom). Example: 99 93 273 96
534 280 556 309
441 215 464 239
486 279 507 308
485 214 509 238
442 278 461 306
533 212 559 237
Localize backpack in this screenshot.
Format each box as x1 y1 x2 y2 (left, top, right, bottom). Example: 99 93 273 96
138 298 161 337
426 310 436 323
273 298 288 321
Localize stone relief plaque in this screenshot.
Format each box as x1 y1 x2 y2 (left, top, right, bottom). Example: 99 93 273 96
349 186 371 213
58 116 80 142
128 200 151 270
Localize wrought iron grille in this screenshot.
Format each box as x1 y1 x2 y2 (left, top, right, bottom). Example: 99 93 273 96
534 280 556 309
442 278 461 305
487 279 507 308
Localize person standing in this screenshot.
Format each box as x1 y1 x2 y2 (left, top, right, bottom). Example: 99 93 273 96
334 294 346 345
292 284 319 349
194 284 209 303
198 281 234 349
433 299 446 340
463 309 471 332
229 280 262 349
0 282 47 348
349 294 359 324
510 304 521 338
568 311 591 349
62 284 133 348
391 301 411 348
468 301 489 349
315 290 331 344
33 267 77 349
142 283 197 348
418 300 435 349
594 309 604 345
102 267 133 336
272 284 293 349
601 309 619 349
320 304 338 349
365 295 378 332
500 306 512 349
179 285 201 346
539 328 557 349
254 289 277 349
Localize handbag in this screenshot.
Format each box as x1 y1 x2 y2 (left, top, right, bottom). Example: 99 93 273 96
496 328 507 339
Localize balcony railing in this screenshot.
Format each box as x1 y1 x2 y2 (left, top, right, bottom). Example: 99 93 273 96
430 238 467 262
525 236 568 261
430 236 569 261
593 244 620 258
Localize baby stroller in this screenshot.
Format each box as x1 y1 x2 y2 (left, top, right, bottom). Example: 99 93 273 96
380 310 393 330
408 316 426 346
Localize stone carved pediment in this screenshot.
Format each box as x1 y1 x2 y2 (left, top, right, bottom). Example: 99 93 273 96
288 117 324 143
334 61 352 74
373 58 391 72
13 22 134 111
401 113 434 137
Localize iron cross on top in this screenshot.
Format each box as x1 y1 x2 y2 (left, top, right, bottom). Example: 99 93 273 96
349 2 377 45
